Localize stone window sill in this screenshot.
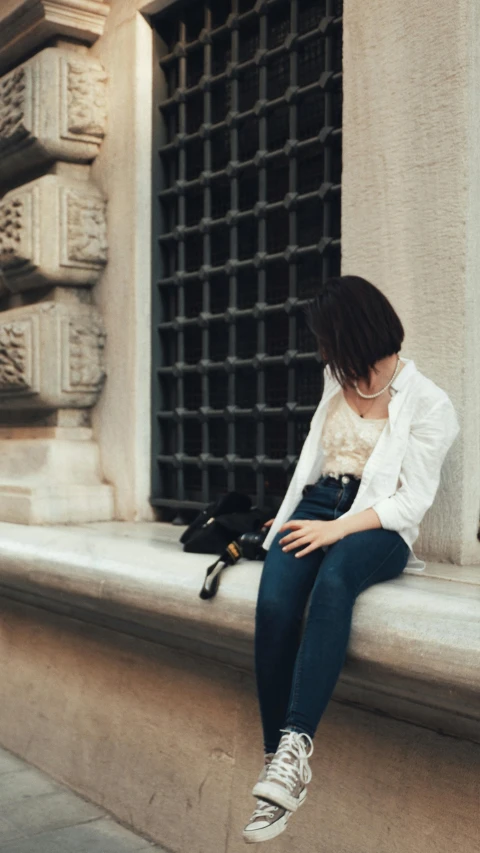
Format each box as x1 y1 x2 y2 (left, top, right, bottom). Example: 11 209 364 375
0 521 478 743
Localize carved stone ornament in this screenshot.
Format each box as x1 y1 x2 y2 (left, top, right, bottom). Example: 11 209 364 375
0 66 29 148
0 301 106 410
0 173 107 294
0 1 109 77
62 316 106 394
0 47 107 181
0 317 38 395
62 188 108 268
64 56 107 140
0 192 34 273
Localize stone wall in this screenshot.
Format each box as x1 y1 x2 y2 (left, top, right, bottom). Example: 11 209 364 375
342 0 480 565
0 1 114 523
0 588 479 853
0 519 478 851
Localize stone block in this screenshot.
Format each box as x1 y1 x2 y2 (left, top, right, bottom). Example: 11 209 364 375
0 591 479 853
0 301 106 410
0 431 114 523
0 1 109 76
0 48 107 182
0 173 107 293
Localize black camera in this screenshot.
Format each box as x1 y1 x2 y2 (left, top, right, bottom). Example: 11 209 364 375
237 526 269 561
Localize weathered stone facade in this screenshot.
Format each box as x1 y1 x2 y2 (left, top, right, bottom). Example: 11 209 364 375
0 1 111 523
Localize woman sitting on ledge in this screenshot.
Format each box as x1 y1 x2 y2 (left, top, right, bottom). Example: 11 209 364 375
243 274 460 844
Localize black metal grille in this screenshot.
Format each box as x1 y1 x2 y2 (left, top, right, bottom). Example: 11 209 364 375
151 0 343 519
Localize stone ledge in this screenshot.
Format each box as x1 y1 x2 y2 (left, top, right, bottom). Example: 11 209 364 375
0 520 479 742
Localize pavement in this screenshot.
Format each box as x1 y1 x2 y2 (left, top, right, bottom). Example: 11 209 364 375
0 746 167 853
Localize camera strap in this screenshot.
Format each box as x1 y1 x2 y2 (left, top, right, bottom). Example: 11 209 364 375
199 540 242 600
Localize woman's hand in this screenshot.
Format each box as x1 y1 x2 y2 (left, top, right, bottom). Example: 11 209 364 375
278 519 344 557
263 518 275 527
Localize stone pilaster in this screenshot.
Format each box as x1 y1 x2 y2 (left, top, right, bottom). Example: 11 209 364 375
0 299 113 523
0 3 113 525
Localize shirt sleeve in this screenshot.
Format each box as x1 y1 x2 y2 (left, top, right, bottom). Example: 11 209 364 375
371 396 460 532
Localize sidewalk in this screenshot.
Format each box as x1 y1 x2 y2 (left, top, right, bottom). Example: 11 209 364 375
0 747 166 853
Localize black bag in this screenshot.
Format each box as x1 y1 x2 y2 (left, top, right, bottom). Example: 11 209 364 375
179 491 274 599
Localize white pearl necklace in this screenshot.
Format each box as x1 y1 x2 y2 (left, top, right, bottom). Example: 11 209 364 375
353 355 401 400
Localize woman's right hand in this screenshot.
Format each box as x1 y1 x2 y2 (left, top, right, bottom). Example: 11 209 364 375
264 518 275 527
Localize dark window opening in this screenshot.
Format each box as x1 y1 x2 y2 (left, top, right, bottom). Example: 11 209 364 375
152 0 343 518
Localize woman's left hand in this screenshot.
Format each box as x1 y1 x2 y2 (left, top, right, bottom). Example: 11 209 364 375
278 519 344 558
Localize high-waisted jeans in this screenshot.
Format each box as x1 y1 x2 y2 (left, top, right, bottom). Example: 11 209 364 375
255 474 410 753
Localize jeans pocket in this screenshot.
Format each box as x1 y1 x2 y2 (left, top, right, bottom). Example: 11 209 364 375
302 484 315 497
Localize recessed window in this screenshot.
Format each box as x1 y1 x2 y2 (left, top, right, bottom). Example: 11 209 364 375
152 0 343 517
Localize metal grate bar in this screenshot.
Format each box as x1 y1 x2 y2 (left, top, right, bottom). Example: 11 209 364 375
199 4 212 498
156 136 340 196
175 19 187 505
159 73 342 119
155 237 340 288
286 0 298 467
159 0 296 67
255 4 268 505
227 0 240 493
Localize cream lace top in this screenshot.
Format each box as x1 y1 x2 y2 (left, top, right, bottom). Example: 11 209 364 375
320 391 388 479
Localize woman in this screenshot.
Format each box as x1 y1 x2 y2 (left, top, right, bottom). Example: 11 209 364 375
243 275 459 844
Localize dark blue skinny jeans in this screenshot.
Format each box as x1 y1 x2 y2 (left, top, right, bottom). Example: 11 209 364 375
255 475 410 754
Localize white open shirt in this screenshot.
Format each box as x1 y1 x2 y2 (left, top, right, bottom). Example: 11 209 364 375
263 357 460 571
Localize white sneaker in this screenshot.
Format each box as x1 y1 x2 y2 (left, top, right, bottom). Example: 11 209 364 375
252 729 313 813
257 752 275 782
243 798 293 843
243 752 294 844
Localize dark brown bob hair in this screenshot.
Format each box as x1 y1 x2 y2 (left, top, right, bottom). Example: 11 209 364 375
305 275 405 387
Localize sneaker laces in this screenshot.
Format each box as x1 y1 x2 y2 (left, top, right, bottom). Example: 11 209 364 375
265 730 314 792
249 798 283 822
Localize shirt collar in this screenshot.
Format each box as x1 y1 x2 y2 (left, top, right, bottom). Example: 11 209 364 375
326 355 416 394
390 356 416 393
